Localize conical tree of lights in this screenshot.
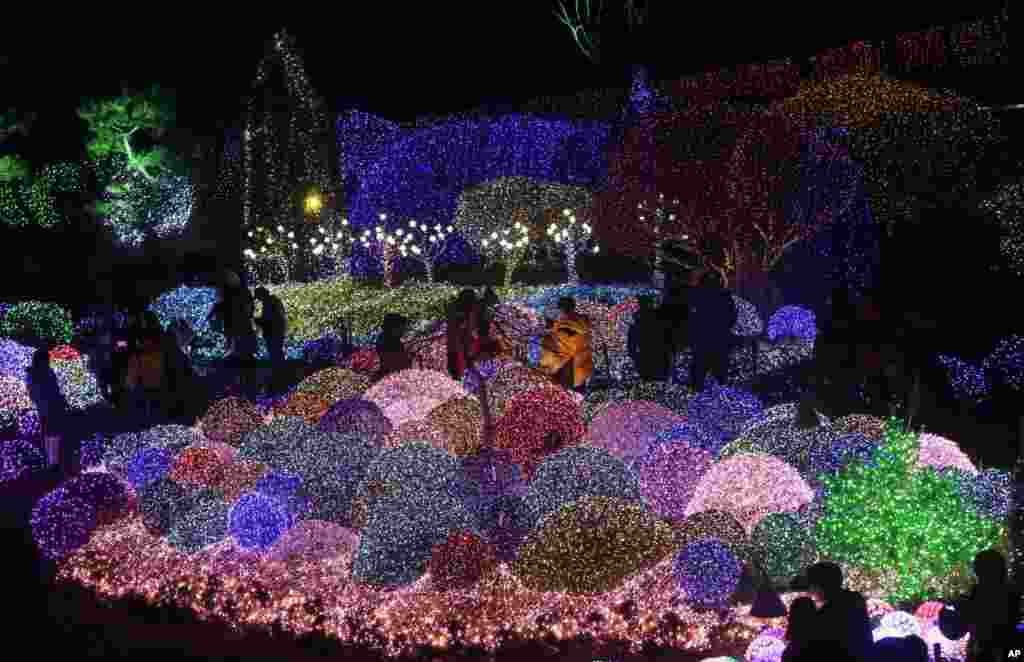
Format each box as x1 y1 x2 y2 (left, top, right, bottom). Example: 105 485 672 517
813 417 1003 602
243 29 336 282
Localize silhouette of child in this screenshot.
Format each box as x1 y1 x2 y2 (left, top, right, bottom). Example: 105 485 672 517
27 348 69 468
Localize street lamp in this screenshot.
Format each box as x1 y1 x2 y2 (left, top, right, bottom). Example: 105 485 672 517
304 192 323 215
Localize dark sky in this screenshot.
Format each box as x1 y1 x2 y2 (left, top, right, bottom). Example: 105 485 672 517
2 2 1015 157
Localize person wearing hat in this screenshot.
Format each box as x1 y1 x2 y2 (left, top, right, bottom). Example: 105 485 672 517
538 297 593 391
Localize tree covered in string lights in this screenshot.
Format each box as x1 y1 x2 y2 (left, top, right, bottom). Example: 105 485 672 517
553 0 648 65
770 72 1002 237
597 105 856 303
980 178 1024 277
545 207 599 285
358 213 402 288
479 215 531 289
243 29 337 283
395 219 457 285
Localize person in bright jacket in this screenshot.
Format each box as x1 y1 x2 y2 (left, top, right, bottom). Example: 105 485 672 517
539 297 593 390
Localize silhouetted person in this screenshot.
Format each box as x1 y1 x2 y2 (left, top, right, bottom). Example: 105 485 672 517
628 295 673 381
782 596 819 662
788 639 858 662
805 289 860 418
159 318 194 419
27 348 70 468
447 289 482 380
254 286 287 369
208 273 257 365
688 270 737 392
874 634 928 662
959 549 1018 662
376 313 413 381
806 561 873 662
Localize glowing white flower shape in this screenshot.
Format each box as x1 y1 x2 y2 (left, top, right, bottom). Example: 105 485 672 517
685 452 813 535
732 295 764 337
915 433 977 476
745 633 786 662
873 611 922 641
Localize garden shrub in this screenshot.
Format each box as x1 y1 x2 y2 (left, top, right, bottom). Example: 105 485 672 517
0 300 73 346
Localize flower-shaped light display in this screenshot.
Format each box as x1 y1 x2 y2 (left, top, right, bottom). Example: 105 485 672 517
319 398 393 444
766 306 817 343
674 538 743 608
363 369 468 428
200 397 264 447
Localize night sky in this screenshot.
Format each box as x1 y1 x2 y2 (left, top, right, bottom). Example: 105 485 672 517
2 1 1015 160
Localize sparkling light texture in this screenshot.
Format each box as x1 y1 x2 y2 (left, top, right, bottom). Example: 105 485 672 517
750 513 815 586
487 365 561 421
584 400 687 464
685 384 764 452
521 446 643 531
318 397 392 444
167 489 231 554
126 446 176 490
983 334 1024 392
674 539 743 608
744 633 786 662
814 419 1001 601
873 610 922 641
513 495 676 594
731 295 763 338
200 397 265 447
63 472 135 526
31 486 98 560
672 511 753 562
294 367 370 403
633 437 714 521
922 622 968 661
229 493 295 551
686 452 814 534
936 353 991 402
766 306 817 343
363 369 468 428
427 530 499 592
1 439 46 482
423 396 485 456
0 338 34 379
915 433 977 475
493 386 586 478
0 300 74 345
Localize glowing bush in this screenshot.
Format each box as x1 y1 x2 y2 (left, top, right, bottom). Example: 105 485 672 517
351 489 478 589
228 492 295 551
358 442 462 505
126 446 176 490
0 374 32 412
750 513 816 586
493 386 586 478
0 439 46 482
584 400 687 463
672 510 753 560
0 339 34 378
382 419 449 452
634 437 714 521
138 477 194 537
814 419 1003 602
103 431 150 477
283 432 380 527
732 295 763 337
512 496 675 594
937 353 991 402
685 384 764 450
363 369 468 427
341 347 380 375
31 486 98 560
521 446 643 531
294 367 370 403
830 414 886 440
272 390 332 424
427 530 499 592
170 445 229 489
915 433 977 475
963 468 1011 521
487 365 560 420
983 334 1024 391
200 397 264 447
806 433 877 482
424 396 484 456
686 452 814 534
63 472 134 526
167 489 230 554
265 519 360 563
723 420 840 477
767 306 817 343
673 538 743 608
744 635 786 662
0 300 73 345
237 416 316 467
219 460 269 503
147 286 219 337
319 398 392 443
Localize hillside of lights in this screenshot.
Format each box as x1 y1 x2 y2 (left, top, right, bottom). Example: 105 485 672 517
35 302 1005 662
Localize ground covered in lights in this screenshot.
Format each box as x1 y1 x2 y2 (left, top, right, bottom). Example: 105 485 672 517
2 281 1011 661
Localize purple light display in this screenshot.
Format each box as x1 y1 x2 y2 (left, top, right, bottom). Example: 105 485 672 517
339 114 612 278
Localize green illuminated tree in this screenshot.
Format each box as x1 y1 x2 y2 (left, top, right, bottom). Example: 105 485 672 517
814 418 1003 602
78 85 181 184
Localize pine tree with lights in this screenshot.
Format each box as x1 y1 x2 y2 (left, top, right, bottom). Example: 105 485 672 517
545 208 599 286
243 29 338 283
813 417 1003 602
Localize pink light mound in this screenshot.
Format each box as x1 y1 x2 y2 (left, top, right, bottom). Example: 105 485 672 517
685 452 814 535
915 433 977 476
585 400 687 463
363 369 469 427
265 520 360 563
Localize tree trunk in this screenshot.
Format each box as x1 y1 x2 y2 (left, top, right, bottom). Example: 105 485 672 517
383 244 397 288
566 243 579 286
425 261 434 285
503 261 514 289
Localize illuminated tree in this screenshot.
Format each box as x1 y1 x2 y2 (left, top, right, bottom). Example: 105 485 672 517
814 418 1002 602
553 0 648 65
545 207 599 285
480 218 530 289
358 213 401 288
243 29 338 283
980 178 1024 277
395 219 457 284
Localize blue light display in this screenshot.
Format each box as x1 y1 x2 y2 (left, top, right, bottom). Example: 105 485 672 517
339 114 613 279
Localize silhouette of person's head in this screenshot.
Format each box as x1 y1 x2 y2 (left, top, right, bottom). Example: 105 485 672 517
637 295 656 312
558 297 576 315
786 596 818 645
254 286 271 301
381 313 409 340
874 635 928 662
701 270 723 288
31 347 50 371
973 548 1008 586
482 287 498 308
806 561 844 601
